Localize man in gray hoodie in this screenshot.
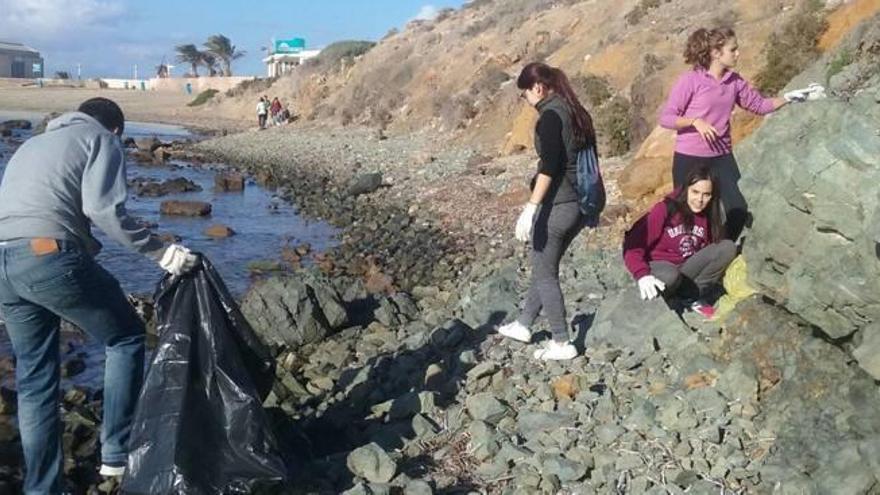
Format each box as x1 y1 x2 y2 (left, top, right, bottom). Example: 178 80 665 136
0 98 197 493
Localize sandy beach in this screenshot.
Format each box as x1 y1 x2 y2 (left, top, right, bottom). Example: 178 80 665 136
0 84 244 131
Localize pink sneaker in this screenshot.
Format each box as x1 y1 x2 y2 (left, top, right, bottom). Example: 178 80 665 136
690 301 716 320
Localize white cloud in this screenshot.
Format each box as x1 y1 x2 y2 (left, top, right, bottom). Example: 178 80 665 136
0 0 168 77
0 0 127 44
413 5 440 21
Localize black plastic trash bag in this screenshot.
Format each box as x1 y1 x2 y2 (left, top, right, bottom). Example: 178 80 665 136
122 257 287 494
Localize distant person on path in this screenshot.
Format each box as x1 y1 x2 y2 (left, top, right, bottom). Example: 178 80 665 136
256 97 268 129
623 165 736 319
496 62 596 361
0 97 198 492
659 27 820 241
270 97 282 126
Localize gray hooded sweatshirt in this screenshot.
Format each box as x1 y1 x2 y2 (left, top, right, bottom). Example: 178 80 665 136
0 112 165 258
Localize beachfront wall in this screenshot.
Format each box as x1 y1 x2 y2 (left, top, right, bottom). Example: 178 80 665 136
0 75 257 93
103 79 149 90
149 76 255 93
0 77 104 89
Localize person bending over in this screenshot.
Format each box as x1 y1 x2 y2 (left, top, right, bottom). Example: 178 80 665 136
0 98 197 493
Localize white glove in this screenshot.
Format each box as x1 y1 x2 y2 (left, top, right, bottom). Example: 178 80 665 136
515 203 538 242
637 275 666 300
784 83 825 103
158 244 199 276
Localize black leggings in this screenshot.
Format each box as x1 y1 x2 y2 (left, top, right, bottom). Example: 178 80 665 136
673 152 748 241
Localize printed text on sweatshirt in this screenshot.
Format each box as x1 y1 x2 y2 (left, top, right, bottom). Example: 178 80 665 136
623 200 713 280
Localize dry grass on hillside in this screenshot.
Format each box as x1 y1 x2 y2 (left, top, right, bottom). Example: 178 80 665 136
200 0 871 158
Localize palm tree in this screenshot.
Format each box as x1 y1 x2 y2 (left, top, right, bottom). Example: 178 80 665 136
203 34 245 76
175 44 202 77
200 52 219 77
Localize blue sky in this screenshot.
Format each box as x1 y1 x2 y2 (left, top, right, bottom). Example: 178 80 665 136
0 0 466 79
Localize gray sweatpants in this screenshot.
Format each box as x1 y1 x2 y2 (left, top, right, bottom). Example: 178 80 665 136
517 201 584 343
649 240 737 298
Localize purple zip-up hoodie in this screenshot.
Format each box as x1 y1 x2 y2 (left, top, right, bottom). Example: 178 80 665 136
659 68 775 157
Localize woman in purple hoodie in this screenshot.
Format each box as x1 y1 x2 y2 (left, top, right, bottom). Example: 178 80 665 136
659 27 789 241
623 165 736 319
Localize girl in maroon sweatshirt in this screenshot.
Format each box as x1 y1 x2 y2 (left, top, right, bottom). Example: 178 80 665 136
623 165 736 319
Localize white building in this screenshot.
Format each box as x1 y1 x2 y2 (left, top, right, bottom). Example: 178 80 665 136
262 37 320 77
263 50 321 77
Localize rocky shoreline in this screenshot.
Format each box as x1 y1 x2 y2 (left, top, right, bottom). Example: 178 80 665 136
3 107 879 493
0 127 880 494
186 83 880 493
2 14 880 493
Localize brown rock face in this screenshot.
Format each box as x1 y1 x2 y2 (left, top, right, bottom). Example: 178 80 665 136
214 172 245 191
204 224 236 238
365 271 395 294
618 156 672 205
152 147 171 163
134 137 161 152
160 200 212 217
618 127 676 204
818 0 880 51
129 150 157 164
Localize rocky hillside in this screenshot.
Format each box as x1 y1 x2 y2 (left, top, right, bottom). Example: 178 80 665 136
202 0 879 159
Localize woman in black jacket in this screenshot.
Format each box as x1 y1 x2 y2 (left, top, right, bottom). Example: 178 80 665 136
498 62 596 361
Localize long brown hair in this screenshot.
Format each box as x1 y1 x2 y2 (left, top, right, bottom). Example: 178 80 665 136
665 165 725 242
683 27 736 70
516 62 596 147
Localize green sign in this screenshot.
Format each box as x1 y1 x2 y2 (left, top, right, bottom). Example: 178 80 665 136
274 38 305 54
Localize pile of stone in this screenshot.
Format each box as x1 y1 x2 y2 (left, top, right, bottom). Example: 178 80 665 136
128 176 201 197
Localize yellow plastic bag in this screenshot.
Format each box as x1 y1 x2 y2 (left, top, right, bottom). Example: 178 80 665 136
714 255 756 321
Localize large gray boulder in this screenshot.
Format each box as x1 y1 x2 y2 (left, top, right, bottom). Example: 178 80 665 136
240 274 348 348
588 288 696 365
347 172 383 197
346 442 397 484
456 264 519 329
739 16 880 343
716 298 880 494
852 323 880 380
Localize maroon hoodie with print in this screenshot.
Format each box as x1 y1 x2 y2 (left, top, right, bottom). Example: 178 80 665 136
622 194 712 280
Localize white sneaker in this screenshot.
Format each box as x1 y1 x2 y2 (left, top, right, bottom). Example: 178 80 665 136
99 463 125 476
497 321 532 343
533 340 578 361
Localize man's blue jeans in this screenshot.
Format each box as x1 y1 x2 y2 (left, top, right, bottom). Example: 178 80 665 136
0 239 144 494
